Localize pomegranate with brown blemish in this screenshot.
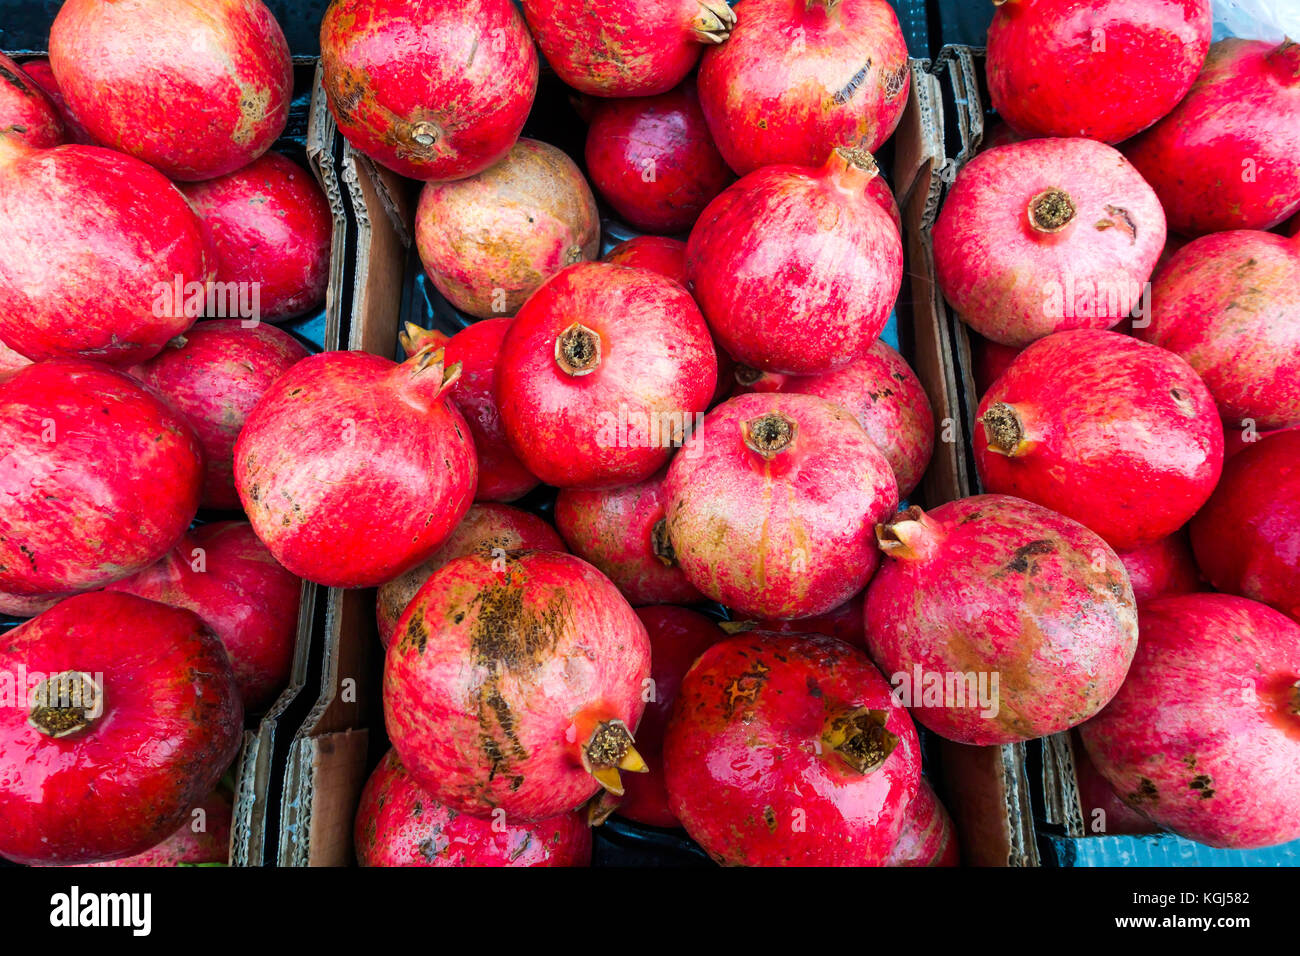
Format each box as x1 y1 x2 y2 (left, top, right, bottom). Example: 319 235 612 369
886 777 959 866
0 53 65 148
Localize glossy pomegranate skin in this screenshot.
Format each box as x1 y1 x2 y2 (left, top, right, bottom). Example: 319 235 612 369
969 333 1022 398
666 392 899 619
0 144 214 365
933 138 1166 348
0 54 64 148
321 0 537 182
1125 39 1300 235
1070 731 1156 836
886 778 959 866
1115 532 1200 604
107 522 301 712
384 550 651 820
987 0 1211 144
49 0 291 181
82 789 234 867
0 360 203 597
496 262 717 488
234 348 477 588
132 320 310 510
0 592 242 865
697 0 909 176
975 330 1223 551
601 236 688 285
15 58 92 144
415 139 599 318
686 150 903 375
1079 594 1300 848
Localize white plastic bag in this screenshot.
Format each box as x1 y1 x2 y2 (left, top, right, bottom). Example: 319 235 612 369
1213 0 1300 43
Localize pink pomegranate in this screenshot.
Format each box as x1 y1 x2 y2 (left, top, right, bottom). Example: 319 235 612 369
975 330 1223 550
686 148 903 375
1071 732 1156 836
495 262 717 488
1125 39 1300 235
384 550 651 819
50 0 291 181
414 139 599 318
1116 532 1200 604
886 778 960 866
0 54 65 148
321 0 537 181
15 58 92 144
969 333 1021 398
665 392 899 619
1079 593 1300 848
697 0 909 176
601 236 688 285
131 320 310 510
933 138 1166 347
81 789 234 867
234 346 477 588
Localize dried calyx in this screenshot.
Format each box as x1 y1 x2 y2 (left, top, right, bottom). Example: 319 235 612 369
692 1 736 44
28 671 102 739
1028 188 1077 234
981 402 1030 456
408 120 441 150
582 719 648 796
554 322 602 377
822 706 899 774
876 505 940 562
743 411 797 458
651 518 677 567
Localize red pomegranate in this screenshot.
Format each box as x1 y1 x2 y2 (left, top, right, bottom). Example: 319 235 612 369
969 333 1021 398
987 0 1212 144
49 0 291 181
697 0 909 176
1125 39 1300 235
0 592 242 865
384 550 651 820
414 139 599 319
14 58 92 144
0 54 64 148
601 236 688 285
1116 532 1200 605
686 148 903 375
975 330 1223 550
1071 732 1156 836
131 320 310 510
234 346 477 588
321 0 537 181
1079 594 1300 848
665 392 899 619
0 360 202 597
730 591 866 648
886 778 959 867
495 262 717 488
933 138 1166 347
81 789 234 867
108 522 301 712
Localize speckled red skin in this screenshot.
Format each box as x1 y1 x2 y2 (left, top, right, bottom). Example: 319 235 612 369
686 150 903 375
975 330 1223 551
1070 732 1155 836
16 58 93 145
0 54 65 148
970 333 1022 398
178 154 331 323
0 592 242 865
1079 594 1300 848
1125 40 1300 235
664 633 920 866
934 138 1166 348
988 0 1211 144
107 522 301 712
666 392 899 619
234 348 477 588
0 144 214 365
132 320 310 510
886 778 959 866
1115 532 1199 605
601 236 688 285
555 468 703 607
321 0 537 182
496 262 717 488
81 789 234 867
50 0 291 181
384 550 651 820
375 503 565 649
697 0 909 176
585 83 733 234
0 360 202 597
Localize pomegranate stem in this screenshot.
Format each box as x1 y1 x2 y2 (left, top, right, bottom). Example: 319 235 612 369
981 402 1030 457
742 411 797 458
822 707 898 774
692 2 735 43
1028 188 1077 234
582 719 647 796
554 322 602 377
27 671 102 739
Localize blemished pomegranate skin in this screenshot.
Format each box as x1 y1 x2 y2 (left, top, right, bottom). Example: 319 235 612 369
886 778 960 867
1070 731 1156 837
0 592 242 866
975 330 1224 551
663 633 921 866
1079 594 1300 849
0 54 64 148
601 236 688 285
933 138 1166 348
1115 532 1200 604
13 58 92 145
864 495 1138 745
384 550 651 820
49 0 291 181
354 750 592 867
80 789 234 867
321 0 537 182
0 590 60 618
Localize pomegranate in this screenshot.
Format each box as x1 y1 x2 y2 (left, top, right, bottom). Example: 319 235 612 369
886 778 960 866
81 789 234 867
0 360 202 597
0 592 242 865
1116 532 1199 604
384 550 651 819
496 262 716 488
1078 593 1300 848
15 58 93 145
933 138 1166 347
1071 731 1155 836
686 148 903 375
0 54 64 148
665 392 899 619
697 0 909 176
49 0 291 181
980 118 1023 152
414 139 599 319
132 320 310 510
320 0 537 181
728 591 866 648
975 330 1223 550
0 591 60 618
601 235 688 285
969 333 1021 398
1125 39 1300 235
234 346 477 588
